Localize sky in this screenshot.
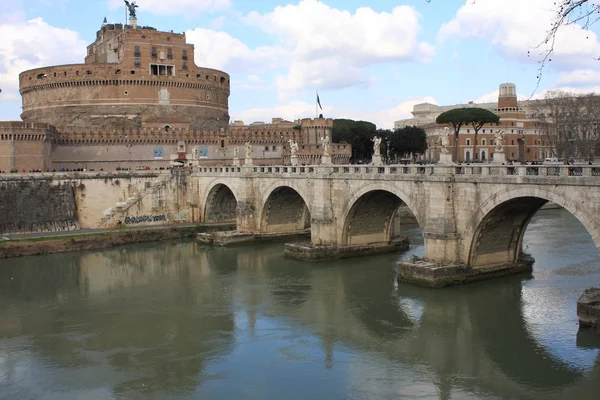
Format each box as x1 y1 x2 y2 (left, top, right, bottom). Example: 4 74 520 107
1 0 600 128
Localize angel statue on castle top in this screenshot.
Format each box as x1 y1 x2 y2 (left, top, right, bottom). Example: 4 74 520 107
124 1 138 18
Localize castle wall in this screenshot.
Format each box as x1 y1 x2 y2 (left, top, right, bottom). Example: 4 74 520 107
0 123 55 172
0 179 78 234
19 23 231 134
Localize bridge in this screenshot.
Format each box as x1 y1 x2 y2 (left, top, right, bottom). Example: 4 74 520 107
192 163 600 286
2 162 599 286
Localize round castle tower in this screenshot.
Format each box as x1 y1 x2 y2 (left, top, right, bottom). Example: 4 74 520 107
19 23 230 135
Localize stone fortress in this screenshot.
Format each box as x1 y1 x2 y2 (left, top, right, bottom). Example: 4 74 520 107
1 13 351 172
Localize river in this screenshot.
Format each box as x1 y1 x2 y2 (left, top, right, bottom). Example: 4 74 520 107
1 208 599 399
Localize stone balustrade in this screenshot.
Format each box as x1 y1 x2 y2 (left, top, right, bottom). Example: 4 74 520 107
194 163 600 180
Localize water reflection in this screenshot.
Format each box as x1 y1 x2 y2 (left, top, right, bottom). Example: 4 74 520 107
0 210 599 399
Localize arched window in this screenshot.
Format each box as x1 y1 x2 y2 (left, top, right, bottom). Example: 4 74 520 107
481 151 487 161
465 151 471 161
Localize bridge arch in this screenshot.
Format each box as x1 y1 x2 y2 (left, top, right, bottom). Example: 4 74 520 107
259 183 311 234
340 183 422 246
464 186 600 267
202 181 238 224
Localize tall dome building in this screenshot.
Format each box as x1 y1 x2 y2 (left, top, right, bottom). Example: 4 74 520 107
19 22 230 134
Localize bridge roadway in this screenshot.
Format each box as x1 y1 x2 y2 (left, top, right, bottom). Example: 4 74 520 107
193 163 600 285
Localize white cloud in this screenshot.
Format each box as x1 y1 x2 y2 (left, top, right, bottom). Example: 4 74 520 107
0 17 86 102
107 0 230 15
185 28 288 73
209 16 227 30
243 0 434 97
233 97 437 130
474 90 529 104
439 0 600 68
556 69 600 87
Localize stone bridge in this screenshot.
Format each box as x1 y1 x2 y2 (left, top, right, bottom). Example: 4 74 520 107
193 163 600 286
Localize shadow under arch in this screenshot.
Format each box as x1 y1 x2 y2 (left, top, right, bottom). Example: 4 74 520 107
259 185 311 234
464 187 600 267
203 182 238 224
341 184 421 246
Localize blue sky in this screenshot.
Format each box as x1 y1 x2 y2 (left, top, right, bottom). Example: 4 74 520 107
1 0 600 128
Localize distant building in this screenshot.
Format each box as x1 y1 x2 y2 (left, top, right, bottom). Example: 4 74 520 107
395 83 554 163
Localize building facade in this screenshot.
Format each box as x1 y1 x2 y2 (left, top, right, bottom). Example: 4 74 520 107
395 83 554 163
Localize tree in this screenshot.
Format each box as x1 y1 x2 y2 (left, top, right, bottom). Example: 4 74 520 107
466 108 500 161
332 119 377 162
435 108 499 162
530 91 600 161
388 126 428 162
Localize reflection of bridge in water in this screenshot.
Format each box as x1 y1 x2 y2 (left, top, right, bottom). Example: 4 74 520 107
0 241 598 398
221 244 600 399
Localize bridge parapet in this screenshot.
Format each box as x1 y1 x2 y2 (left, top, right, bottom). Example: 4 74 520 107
193 164 600 183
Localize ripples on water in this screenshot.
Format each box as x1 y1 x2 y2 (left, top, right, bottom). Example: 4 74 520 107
0 208 599 399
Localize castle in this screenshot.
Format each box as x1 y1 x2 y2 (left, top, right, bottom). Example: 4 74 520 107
1 19 351 172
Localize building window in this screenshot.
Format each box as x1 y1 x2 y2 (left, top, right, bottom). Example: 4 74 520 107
182 62 188 70
466 139 471 146
467 129 470 133
134 58 141 67
151 47 158 58
167 49 173 60
272 145 276 151
264 146 269 151
134 46 140 57
482 139 486 146
150 64 174 76
182 50 188 60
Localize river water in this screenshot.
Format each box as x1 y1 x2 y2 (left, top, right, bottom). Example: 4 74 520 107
1 208 600 400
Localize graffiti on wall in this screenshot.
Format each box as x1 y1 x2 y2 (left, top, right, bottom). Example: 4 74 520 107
0 181 79 234
123 215 167 224
0 220 79 234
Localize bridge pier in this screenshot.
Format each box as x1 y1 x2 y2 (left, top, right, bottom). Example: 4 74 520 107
397 254 534 289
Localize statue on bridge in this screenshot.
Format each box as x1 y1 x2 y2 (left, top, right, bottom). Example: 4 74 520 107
124 1 139 18
494 130 505 152
233 146 239 159
371 136 382 156
192 147 199 160
245 142 252 159
320 134 331 156
288 139 299 157
440 127 450 154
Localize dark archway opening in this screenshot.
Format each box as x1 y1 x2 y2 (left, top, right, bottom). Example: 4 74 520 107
204 184 237 225
262 187 310 234
343 190 415 246
470 197 549 267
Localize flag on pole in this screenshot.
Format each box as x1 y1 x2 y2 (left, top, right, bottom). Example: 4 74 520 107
317 93 323 110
